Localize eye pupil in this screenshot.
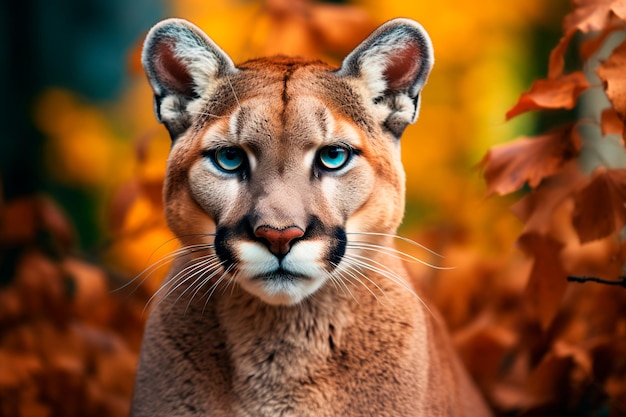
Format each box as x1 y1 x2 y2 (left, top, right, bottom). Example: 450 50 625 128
327 148 340 159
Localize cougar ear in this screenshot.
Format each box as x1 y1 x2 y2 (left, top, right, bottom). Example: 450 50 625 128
337 18 434 138
142 18 237 140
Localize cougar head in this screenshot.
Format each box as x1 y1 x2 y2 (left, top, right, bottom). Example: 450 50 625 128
142 18 433 305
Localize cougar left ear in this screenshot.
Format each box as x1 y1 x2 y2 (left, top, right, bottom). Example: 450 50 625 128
142 18 237 140
337 18 434 138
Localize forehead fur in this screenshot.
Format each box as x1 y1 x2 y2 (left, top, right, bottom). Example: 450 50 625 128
195 56 375 135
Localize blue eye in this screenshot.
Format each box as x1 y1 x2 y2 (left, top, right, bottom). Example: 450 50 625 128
318 145 352 170
213 147 246 172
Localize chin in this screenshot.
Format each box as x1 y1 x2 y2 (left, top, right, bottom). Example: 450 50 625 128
238 273 327 306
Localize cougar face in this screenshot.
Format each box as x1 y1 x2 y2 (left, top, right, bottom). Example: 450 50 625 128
147 20 431 306
188 83 372 305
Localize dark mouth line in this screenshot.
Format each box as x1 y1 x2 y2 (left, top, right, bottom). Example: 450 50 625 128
252 268 309 282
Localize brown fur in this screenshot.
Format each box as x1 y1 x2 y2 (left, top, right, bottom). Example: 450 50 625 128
131 18 493 416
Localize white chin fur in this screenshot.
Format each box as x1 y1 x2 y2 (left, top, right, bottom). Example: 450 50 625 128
236 241 328 305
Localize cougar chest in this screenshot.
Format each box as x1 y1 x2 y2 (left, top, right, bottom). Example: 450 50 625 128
215 289 354 416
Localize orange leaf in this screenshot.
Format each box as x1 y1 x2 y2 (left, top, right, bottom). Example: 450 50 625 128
481 125 582 196
548 31 576 80
38 196 74 250
0 198 38 244
506 72 590 119
600 107 624 136
109 180 141 233
549 0 626 78
63 258 110 322
527 340 592 403
572 168 626 243
564 0 621 34
580 20 624 61
141 178 164 209
597 38 626 122
511 161 588 235
519 233 569 330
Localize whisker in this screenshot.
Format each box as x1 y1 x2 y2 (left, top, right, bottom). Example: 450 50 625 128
185 259 228 312
346 231 444 258
325 270 343 294
145 254 216 315
346 243 453 270
166 256 221 316
204 264 237 315
342 254 435 318
203 268 230 302
113 243 214 294
201 275 228 313
187 110 231 119
325 267 359 304
344 254 414 293
331 258 384 304
226 75 241 109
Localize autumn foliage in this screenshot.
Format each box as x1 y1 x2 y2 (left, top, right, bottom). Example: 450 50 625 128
476 0 626 413
2 0 626 416
0 196 147 417
481 0 626 321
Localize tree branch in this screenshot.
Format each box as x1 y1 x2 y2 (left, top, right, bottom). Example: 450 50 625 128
567 275 626 287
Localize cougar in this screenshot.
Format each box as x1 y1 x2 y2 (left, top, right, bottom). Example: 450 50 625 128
131 16 493 417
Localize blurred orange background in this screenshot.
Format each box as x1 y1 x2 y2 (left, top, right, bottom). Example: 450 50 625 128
2 0 581 415
22 0 566 286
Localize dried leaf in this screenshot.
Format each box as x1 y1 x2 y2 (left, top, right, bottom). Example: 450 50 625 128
481 125 582 196
63 258 111 322
600 107 624 136
580 20 624 61
0 350 42 389
527 340 592 404
519 233 569 330
0 196 73 251
0 198 38 244
109 180 141 233
511 161 588 235
564 0 623 33
549 0 626 78
548 31 577 80
572 168 626 243
597 38 626 121
15 251 68 320
506 72 590 119
141 179 164 209
561 231 626 279
454 317 518 387
38 196 74 250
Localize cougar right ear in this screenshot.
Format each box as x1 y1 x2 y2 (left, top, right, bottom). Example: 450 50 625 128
142 18 237 140
336 18 434 138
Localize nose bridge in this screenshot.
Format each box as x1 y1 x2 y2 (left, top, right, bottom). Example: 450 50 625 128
252 172 308 230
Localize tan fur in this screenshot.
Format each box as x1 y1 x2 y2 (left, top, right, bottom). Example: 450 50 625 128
132 17 493 416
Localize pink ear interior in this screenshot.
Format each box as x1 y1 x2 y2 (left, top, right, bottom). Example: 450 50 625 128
383 42 422 92
155 40 195 96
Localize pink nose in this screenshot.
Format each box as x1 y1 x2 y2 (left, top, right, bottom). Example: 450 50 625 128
254 225 304 257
